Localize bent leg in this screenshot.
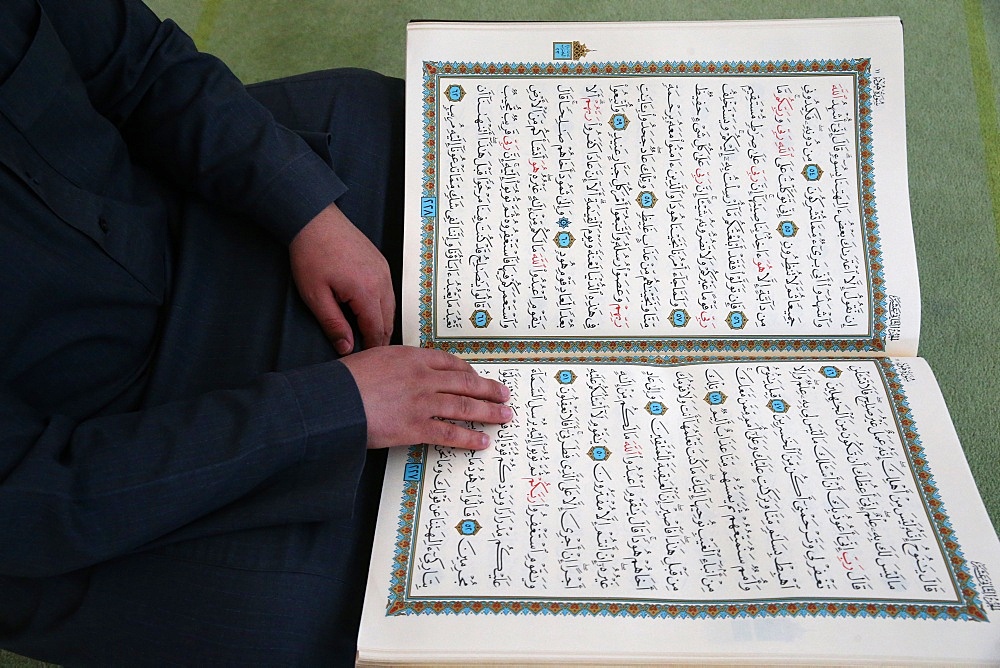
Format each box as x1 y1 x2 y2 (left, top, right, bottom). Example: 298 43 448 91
3 516 377 666
0 69 401 667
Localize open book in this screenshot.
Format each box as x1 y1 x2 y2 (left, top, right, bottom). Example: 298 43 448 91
358 17 1000 665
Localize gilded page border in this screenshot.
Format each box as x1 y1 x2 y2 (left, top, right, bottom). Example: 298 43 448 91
416 58 887 356
384 358 985 622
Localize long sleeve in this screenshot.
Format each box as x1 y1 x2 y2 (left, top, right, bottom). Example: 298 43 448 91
0 0 374 579
40 0 344 244
0 363 367 578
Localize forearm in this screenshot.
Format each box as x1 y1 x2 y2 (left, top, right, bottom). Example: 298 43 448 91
0 362 366 578
39 0 344 243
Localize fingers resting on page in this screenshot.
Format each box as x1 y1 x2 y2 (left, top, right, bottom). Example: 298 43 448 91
340 346 512 451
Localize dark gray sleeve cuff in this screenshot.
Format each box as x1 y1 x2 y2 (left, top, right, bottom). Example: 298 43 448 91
246 134 349 246
281 359 368 464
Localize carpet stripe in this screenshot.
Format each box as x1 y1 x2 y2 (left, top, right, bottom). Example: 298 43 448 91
965 0 1000 251
192 0 225 50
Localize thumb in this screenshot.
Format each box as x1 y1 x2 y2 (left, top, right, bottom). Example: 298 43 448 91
303 287 354 355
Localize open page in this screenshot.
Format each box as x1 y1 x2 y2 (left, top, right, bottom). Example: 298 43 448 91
401 18 919 359
359 356 1000 664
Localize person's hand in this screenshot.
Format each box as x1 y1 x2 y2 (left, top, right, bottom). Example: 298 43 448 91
289 202 393 354
340 346 512 450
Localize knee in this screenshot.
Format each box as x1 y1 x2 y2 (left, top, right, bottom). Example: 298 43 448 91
247 68 403 139
325 68 404 138
329 68 403 104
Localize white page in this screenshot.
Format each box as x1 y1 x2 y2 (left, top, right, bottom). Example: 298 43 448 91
359 356 1000 665
401 18 919 358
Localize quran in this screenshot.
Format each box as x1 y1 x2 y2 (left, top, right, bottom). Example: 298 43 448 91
357 17 1000 665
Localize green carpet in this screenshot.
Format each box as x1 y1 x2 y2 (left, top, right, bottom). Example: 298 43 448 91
2 0 997 665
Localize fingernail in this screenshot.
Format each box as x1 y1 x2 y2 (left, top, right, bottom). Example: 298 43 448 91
480 433 490 449
335 338 352 355
501 406 514 421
